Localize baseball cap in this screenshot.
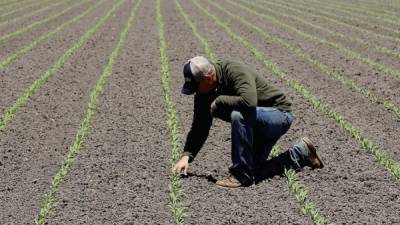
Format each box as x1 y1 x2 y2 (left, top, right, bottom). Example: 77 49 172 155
181 56 212 95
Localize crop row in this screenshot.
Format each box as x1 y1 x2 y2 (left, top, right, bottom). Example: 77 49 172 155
35 0 139 223
316 0 400 17
0 0 105 69
192 0 400 176
269 0 400 39
0 0 91 43
266 0 400 45
0 0 107 131
157 0 188 224
251 0 400 59
0 0 52 20
0 0 69 28
0 0 24 8
234 0 400 80
208 1 400 124
175 0 331 223
297 0 400 26
270 146 331 225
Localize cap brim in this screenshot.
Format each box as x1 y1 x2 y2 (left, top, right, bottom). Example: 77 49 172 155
181 82 196 95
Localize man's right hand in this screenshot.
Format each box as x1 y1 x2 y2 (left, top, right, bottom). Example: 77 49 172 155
173 156 190 175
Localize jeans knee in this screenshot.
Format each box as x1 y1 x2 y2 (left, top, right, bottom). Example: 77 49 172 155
231 110 243 122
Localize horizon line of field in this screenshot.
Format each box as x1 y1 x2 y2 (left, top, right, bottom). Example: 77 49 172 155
250 0 400 58
210 0 400 127
0 0 93 42
232 0 400 81
0 0 108 69
0 0 54 21
283 0 400 27
0 0 68 28
189 0 400 177
173 0 331 224
265 0 400 38
35 0 141 224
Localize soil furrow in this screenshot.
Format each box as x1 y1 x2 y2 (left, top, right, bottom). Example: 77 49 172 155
251 0 400 60
262 0 400 48
0 0 92 58
0 1 133 224
0 0 115 127
0 0 77 35
183 0 400 223
0 0 53 22
45 0 174 224
278 0 400 38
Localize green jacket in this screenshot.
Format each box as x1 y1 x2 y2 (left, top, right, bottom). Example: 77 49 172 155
182 60 291 162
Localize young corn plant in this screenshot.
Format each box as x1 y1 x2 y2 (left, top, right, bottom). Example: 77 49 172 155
157 0 188 224
35 0 138 224
191 0 400 179
272 146 332 225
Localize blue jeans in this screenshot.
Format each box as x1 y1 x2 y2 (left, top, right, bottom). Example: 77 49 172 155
228 107 308 185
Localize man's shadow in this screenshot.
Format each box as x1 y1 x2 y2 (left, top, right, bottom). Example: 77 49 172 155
181 153 291 185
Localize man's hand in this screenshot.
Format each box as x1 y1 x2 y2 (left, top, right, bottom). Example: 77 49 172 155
173 156 190 175
210 100 217 116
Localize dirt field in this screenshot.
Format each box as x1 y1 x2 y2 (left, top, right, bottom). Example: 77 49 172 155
0 0 399 224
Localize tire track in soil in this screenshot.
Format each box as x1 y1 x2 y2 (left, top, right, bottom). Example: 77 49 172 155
206 0 400 164
165 1 311 224
45 1 173 224
0 1 132 224
182 0 400 224
0 0 114 124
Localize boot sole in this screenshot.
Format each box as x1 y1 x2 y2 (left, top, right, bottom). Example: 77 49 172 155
302 137 324 169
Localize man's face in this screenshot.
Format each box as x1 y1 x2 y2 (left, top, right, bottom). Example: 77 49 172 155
196 66 216 94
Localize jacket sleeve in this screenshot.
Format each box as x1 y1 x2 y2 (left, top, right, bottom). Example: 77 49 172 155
215 71 257 109
182 94 213 162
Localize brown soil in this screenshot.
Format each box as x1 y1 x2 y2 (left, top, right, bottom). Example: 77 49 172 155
0 0 399 224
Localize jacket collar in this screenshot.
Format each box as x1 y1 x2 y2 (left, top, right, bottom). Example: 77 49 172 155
212 61 223 88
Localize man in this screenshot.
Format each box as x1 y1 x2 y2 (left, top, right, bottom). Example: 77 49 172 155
174 56 323 188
